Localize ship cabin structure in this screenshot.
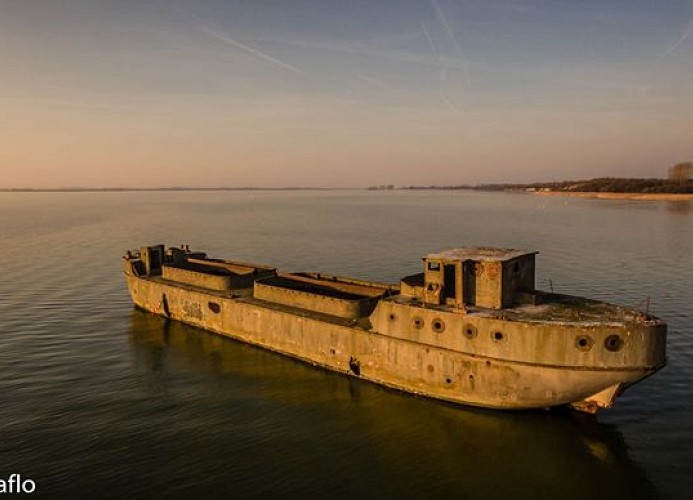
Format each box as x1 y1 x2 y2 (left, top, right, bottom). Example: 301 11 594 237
401 247 537 310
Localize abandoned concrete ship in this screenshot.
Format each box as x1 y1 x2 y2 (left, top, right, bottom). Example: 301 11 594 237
123 245 666 413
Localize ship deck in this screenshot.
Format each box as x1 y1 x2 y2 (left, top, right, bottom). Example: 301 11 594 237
389 292 658 327
152 271 657 328
150 276 372 328
499 293 656 326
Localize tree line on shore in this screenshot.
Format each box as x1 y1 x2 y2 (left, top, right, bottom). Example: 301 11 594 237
484 177 693 193
402 162 693 193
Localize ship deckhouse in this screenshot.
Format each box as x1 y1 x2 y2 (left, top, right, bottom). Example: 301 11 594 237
403 247 537 309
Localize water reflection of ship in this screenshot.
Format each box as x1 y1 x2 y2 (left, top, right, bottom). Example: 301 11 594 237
128 310 658 499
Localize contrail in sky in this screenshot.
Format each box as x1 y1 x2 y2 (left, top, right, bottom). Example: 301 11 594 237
421 21 459 113
431 0 471 86
431 0 461 55
425 6 467 111
202 27 305 75
420 21 438 55
439 90 461 113
252 35 466 69
420 22 447 86
660 17 693 58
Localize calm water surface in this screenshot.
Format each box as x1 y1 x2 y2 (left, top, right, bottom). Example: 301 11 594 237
0 191 691 498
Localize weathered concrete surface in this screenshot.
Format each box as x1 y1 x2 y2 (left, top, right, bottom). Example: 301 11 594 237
370 298 666 369
162 265 235 291
123 245 667 412
253 273 385 319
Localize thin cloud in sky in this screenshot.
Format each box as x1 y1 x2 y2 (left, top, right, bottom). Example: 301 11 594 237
357 74 386 87
251 35 468 70
202 27 306 75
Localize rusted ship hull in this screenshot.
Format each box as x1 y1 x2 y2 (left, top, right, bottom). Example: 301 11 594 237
123 245 666 413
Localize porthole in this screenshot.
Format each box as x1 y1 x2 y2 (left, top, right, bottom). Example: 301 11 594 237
388 312 396 321
208 301 221 314
432 318 446 333
463 324 478 339
575 335 593 352
492 331 505 342
412 317 424 330
604 334 623 352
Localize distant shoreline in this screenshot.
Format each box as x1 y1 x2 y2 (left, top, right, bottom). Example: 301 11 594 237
533 191 693 201
2 183 693 201
402 176 693 197
0 187 345 193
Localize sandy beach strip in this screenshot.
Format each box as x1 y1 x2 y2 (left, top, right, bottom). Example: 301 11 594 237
533 191 693 201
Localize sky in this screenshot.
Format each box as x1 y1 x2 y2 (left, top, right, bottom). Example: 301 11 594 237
1 0 692 188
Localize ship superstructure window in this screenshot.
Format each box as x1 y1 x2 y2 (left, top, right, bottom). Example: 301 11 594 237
428 262 440 271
